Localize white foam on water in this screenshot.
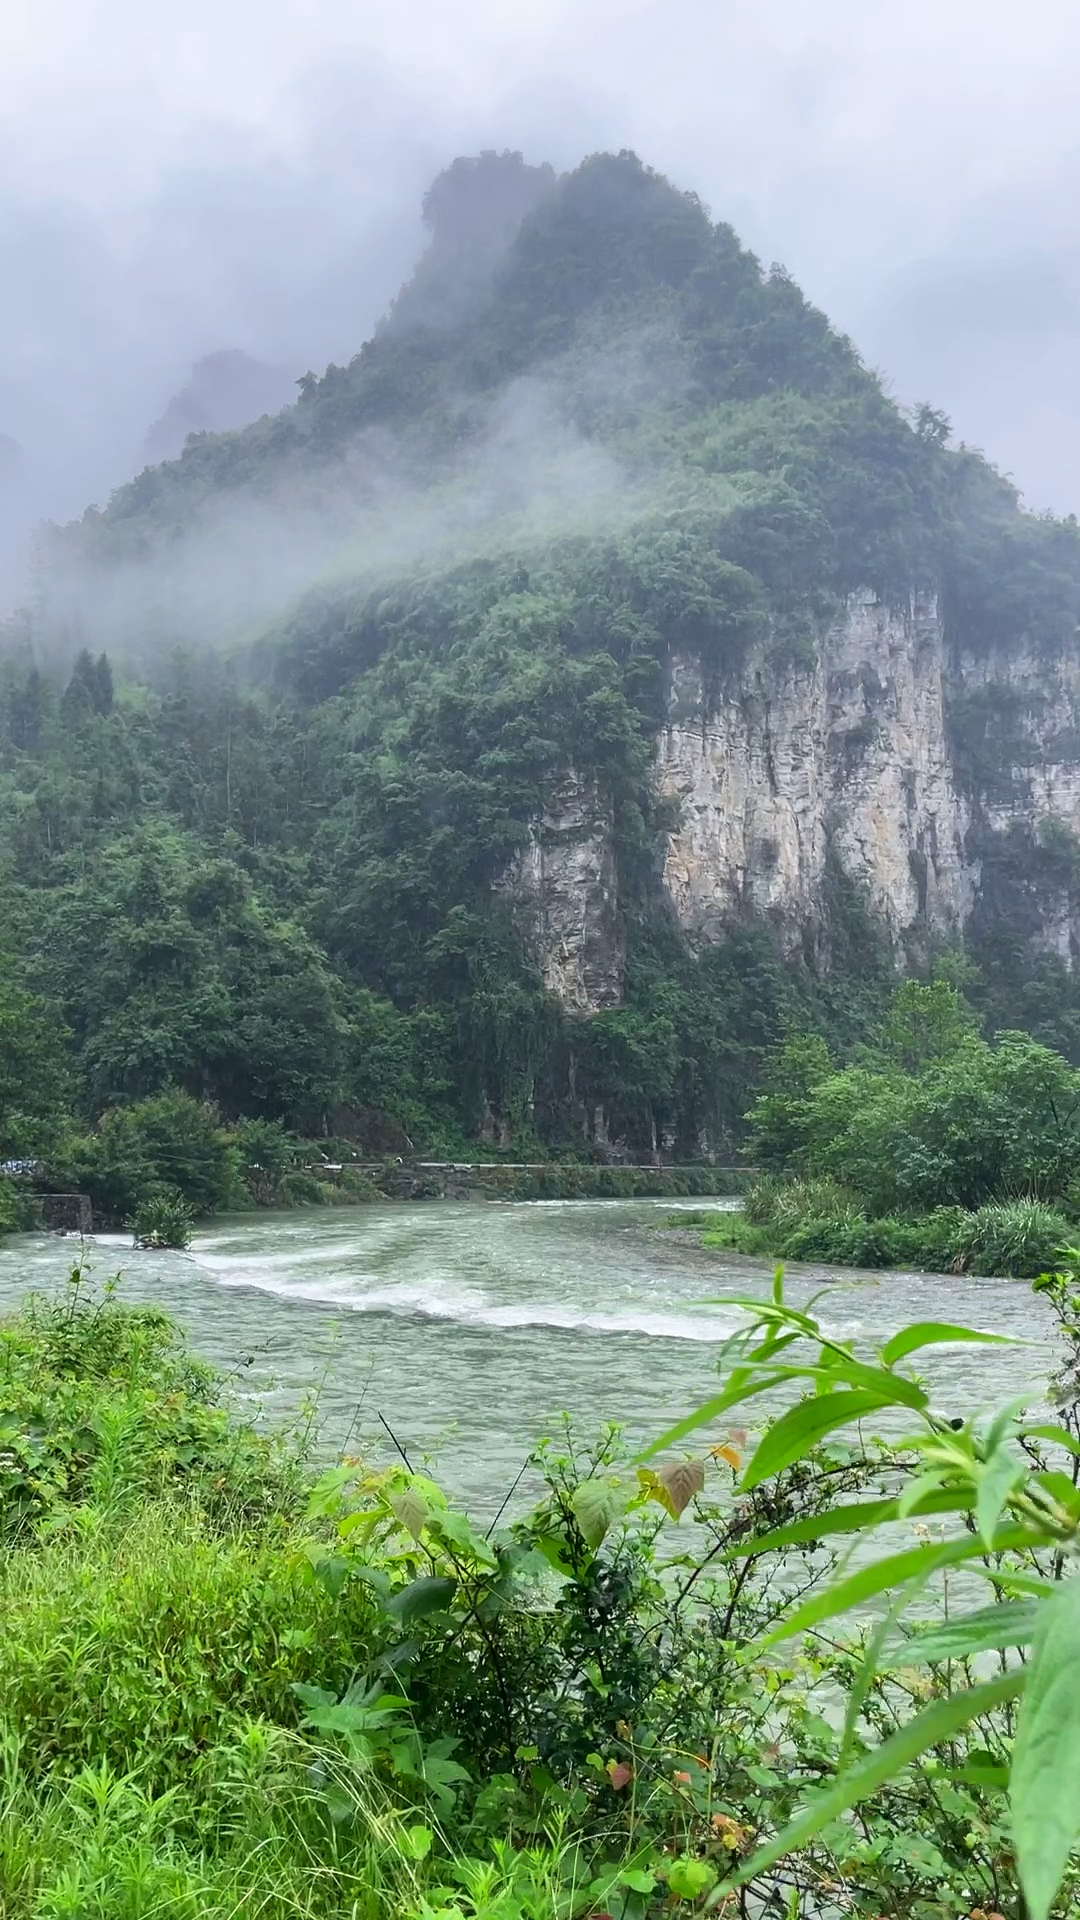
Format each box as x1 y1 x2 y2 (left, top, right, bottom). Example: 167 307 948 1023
187 1245 742 1342
195 1239 371 1272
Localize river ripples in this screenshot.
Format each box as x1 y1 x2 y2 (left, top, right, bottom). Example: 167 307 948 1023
0 1198 1058 1514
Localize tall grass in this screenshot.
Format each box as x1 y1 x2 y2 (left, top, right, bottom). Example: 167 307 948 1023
693 1178 1071 1277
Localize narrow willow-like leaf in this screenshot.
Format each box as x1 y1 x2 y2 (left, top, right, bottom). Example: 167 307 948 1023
725 1487 974 1561
756 1523 1041 1651
976 1445 1025 1548
1033 1469 1080 1517
741 1389 899 1492
722 1671 1023 1894
897 1469 950 1519
1012 1574 1080 1920
839 1606 897 1767
880 1322 1016 1366
880 1598 1043 1668
638 1373 792 1462
972 1566 1057 1598
792 1359 928 1410
1020 1423 1080 1458
983 1394 1036 1459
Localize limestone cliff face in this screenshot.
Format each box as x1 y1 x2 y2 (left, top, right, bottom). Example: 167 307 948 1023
507 592 1080 1009
659 593 974 957
497 776 623 1010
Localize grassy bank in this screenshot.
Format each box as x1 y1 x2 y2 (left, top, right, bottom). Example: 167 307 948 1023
2 1265 1071 1919
674 1176 1076 1277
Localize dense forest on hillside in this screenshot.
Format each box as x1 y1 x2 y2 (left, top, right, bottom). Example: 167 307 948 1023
4 150 1080 1210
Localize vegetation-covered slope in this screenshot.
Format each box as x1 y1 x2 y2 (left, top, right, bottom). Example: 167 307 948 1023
4 149 1080 1188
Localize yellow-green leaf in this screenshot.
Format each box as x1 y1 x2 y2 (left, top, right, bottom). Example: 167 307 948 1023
389 1488 430 1542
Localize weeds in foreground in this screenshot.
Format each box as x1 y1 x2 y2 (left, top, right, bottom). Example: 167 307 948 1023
3 1265 1080 1918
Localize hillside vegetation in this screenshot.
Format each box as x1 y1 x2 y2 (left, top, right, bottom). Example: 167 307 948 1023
3 150 1080 1204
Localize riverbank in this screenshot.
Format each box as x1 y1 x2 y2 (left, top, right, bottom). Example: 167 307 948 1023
672 1178 1077 1278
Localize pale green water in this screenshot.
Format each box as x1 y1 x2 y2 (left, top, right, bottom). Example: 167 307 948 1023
0 1199 1058 1513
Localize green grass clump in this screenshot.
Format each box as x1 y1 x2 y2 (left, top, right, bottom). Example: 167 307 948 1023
130 1190 195 1249
0 1501 376 1794
951 1198 1073 1277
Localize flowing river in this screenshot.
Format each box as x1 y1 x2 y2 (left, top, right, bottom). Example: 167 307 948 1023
0 1198 1060 1514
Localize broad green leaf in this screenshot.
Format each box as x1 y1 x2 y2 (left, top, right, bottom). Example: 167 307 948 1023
304 1696 408 1737
741 1390 900 1492
948 1757 1009 1792
401 1473 448 1511
756 1523 1040 1651
976 1444 1025 1547
432 1509 498 1568
308 1553 352 1600
383 1575 457 1625
723 1671 1023 1894
725 1487 973 1561
667 1858 717 1900
880 1322 1016 1367
1012 1573 1080 1920
531 1529 575 1576
572 1478 629 1550
617 1869 656 1895
880 1598 1043 1668
495 1543 571 1603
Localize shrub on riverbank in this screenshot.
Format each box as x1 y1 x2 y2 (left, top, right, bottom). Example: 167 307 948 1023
749 983 1080 1214
684 1184 1072 1275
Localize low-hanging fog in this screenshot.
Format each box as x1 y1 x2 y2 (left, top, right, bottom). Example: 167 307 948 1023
3 0 1080 613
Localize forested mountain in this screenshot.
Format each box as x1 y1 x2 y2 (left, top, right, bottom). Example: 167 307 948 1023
4 148 1080 1174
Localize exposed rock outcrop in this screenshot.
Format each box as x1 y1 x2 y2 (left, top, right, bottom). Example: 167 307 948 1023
507 591 1080 1010
659 592 973 957
496 776 623 1009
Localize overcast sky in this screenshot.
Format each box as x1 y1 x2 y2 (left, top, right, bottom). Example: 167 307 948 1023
2 0 1079 549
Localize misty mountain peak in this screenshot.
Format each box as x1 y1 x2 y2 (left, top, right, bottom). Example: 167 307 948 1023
143 351 297 467
380 149 557 339
421 150 557 257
